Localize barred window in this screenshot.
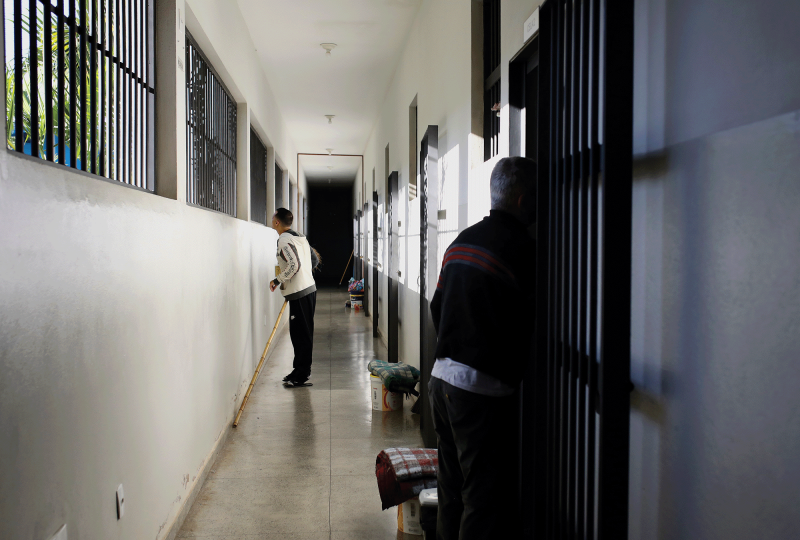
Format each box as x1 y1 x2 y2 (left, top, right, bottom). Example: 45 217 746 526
5 0 155 188
484 0 501 160
250 127 267 225
186 31 237 216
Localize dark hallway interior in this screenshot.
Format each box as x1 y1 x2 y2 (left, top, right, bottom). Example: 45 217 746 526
307 185 354 288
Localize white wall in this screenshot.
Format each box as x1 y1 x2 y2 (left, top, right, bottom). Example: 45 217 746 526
362 0 541 365
0 0 298 538
629 0 800 538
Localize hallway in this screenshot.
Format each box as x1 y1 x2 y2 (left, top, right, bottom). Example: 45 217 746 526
177 289 423 539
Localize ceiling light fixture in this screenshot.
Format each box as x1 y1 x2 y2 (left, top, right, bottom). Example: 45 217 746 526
325 115 335 124
320 43 337 57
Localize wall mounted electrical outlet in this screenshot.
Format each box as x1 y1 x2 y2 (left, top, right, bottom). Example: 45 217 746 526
116 484 125 519
50 524 67 540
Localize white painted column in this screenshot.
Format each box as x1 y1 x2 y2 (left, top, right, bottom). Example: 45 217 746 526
236 103 251 221
155 0 187 202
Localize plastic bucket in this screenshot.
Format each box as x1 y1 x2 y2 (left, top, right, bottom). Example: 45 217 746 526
370 374 402 411
397 497 423 536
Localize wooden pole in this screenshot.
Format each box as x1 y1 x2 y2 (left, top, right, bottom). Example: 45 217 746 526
339 249 354 286
233 301 288 427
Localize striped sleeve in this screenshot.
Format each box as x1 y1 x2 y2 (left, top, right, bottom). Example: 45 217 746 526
276 242 302 283
438 243 519 289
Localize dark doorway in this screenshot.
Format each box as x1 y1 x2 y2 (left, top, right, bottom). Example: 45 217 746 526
387 171 399 363
419 126 438 448
307 184 354 287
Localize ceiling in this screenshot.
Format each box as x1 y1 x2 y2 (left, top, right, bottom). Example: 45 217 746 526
301 155 363 185
236 0 423 185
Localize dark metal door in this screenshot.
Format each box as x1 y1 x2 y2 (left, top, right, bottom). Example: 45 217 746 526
373 191 380 337
387 171 399 363
363 203 370 317
419 126 438 448
525 0 634 538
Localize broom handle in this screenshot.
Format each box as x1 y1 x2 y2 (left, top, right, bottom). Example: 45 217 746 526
339 250 355 286
233 301 288 427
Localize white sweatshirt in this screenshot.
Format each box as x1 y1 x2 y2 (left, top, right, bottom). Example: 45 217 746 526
274 230 317 300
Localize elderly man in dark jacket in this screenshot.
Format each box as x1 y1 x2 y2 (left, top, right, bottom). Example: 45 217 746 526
429 156 537 540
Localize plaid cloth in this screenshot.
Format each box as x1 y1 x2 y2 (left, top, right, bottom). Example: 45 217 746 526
367 360 421 396
375 447 439 510
379 447 438 482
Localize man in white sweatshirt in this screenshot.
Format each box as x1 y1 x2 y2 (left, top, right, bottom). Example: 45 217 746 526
269 208 317 386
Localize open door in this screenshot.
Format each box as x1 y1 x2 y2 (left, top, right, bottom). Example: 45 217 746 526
418 126 438 448
387 171 399 363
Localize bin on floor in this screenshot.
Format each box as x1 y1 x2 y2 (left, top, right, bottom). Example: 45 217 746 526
419 488 438 538
397 497 423 536
370 374 402 411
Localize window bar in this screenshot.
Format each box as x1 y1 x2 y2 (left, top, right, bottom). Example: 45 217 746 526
564 0 576 535
133 0 141 187
586 0 601 536
79 0 87 169
13 0 24 152
57 0 65 163
547 1 559 533
29 0 40 156
127 0 133 186
577 0 591 536
555 2 567 537
44 1 54 161
99 0 106 175
140 0 145 189
543 3 556 534
69 0 76 166
90 0 97 174
115 0 120 181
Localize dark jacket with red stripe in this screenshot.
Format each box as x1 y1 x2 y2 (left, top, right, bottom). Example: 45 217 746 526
430 210 536 387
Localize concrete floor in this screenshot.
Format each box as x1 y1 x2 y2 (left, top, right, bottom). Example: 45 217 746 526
177 289 425 539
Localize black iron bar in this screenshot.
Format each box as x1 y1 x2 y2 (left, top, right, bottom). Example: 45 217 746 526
44 2 54 161
79 0 86 169
127 0 133 186
598 0 633 535
57 0 65 163
69 0 76 166
533 4 552 536
14 0 24 152
586 0 601 537
30 0 40 157
115 0 120 180
577 0 591 536
566 0 580 536
100 0 106 175
553 0 566 539
120 0 125 183
90 0 97 174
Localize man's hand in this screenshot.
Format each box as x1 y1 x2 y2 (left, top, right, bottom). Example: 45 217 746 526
269 280 278 292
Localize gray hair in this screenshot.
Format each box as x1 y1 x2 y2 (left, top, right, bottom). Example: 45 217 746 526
489 157 537 212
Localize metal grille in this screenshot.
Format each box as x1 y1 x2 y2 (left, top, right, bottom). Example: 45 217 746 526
483 0 500 160
527 0 633 538
186 32 237 216
250 127 267 225
6 0 155 188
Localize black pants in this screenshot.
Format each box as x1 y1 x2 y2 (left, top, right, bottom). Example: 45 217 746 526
428 376 520 540
289 291 316 380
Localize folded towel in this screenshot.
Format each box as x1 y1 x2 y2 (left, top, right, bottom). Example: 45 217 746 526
367 360 421 396
375 448 439 510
